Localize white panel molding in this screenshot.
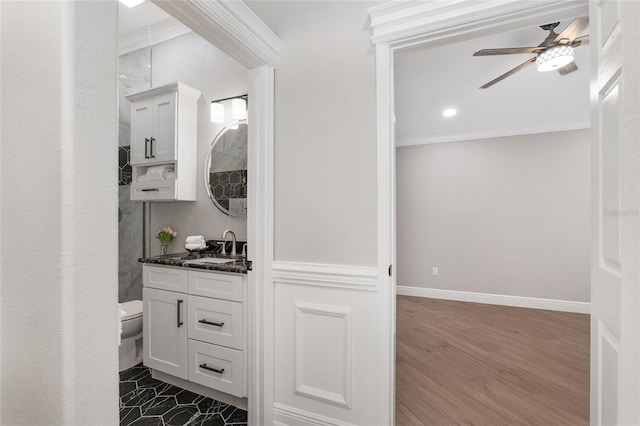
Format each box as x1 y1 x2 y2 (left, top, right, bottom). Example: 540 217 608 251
272 262 378 292
151 0 280 69
273 403 358 426
118 17 191 56
368 0 589 48
294 303 353 408
397 285 590 314
397 123 591 147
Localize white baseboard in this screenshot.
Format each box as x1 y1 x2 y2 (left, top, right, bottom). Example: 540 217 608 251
396 285 590 314
273 403 357 426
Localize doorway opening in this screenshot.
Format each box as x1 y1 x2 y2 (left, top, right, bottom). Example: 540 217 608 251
392 18 591 425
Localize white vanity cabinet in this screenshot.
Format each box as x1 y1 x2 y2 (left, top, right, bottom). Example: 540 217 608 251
142 264 247 399
127 82 200 202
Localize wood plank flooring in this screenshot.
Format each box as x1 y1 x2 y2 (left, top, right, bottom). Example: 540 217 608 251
396 296 590 426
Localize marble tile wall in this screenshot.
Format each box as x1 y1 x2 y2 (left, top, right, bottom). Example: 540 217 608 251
118 48 150 303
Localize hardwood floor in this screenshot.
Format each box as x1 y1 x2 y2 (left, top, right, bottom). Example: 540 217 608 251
396 296 590 426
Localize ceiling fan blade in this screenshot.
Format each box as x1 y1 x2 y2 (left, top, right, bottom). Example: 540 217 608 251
572 35 590 47
557 61 579 75
480 57 536 89
554 16 589 43
473 47 545 56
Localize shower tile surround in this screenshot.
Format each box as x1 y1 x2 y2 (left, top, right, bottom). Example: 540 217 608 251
120 364 248 426
118 47 150 303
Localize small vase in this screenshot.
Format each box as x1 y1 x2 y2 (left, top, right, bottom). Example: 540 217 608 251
160 242 170 257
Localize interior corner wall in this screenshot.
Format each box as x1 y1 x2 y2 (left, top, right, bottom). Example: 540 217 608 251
143 32 250 254
1 1 119 423
396 129 591 303
271 1 379 266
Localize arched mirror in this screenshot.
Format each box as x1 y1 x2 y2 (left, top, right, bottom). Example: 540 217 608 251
204 120 248 218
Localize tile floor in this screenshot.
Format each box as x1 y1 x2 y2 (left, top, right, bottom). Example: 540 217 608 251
120 364 248 426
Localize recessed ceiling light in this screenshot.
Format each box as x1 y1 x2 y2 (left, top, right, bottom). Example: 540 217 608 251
442 108 457 118
119 0 145 8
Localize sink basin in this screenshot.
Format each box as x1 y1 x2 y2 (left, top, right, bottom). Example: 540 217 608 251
184 257 235 265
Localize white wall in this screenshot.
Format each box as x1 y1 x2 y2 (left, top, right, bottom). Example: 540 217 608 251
146 32 249 254
266 1 379 266
396 130 591 302
1 1 119 424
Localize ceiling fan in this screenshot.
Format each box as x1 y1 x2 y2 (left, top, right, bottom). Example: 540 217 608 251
474 17 589 89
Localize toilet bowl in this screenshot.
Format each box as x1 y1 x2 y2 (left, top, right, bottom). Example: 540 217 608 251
119 300 143 372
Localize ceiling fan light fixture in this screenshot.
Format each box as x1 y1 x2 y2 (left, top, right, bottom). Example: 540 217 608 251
442 108 457 118
536 45 575 72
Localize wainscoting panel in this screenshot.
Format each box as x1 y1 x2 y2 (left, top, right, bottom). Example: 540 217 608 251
295 302 352 408
272 262 379 426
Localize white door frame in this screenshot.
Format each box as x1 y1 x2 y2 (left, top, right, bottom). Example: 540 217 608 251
150 2 280 424
368 1 588 423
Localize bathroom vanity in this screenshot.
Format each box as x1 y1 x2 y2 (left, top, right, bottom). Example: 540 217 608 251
141 256 248 408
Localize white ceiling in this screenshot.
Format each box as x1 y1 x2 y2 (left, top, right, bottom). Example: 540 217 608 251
118 1 171 36
395 18 590 146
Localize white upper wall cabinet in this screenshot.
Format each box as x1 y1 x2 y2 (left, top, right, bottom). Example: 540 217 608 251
127 82 199 165
127 81 201 202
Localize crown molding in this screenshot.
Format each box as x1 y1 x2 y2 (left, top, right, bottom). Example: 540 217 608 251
368 0 588 48
118 17 191 56
151 0 281 69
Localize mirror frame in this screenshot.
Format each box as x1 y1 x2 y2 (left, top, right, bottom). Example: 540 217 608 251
204 119 248 218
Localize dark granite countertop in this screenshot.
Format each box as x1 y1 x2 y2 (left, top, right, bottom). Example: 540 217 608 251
139 252 249 274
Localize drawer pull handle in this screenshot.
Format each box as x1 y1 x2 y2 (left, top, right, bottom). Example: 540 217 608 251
199 363 224 374
141 188 159 192
198 319 224 327
177 299 184 327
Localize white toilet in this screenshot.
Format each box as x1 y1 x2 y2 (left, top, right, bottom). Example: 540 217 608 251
119 300 143 372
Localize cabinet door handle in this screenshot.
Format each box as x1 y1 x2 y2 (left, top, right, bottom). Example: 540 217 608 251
144 137 150 159
176 299 184 327
198 319 224 327
150 137 156 158
199 363 224 374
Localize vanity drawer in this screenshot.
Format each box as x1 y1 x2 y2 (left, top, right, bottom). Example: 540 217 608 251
144 265 188 293
188 270 243 302
188 339 244 397
130 179 177 201
187 295 243 350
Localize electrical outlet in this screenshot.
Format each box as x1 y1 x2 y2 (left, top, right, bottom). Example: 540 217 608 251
432 267 439 276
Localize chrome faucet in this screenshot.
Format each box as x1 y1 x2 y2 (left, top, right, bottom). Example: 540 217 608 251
222 229 237 258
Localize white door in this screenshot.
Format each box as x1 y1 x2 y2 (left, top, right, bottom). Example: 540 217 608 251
151 92 177 163
590 1 640 424
143 287 188 379
130 99 153 164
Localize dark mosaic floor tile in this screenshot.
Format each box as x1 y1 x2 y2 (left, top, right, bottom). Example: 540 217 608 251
158 384 184 396
196 398 224 414
120 365 247 426
122 388 156 407
189 413 226 426
143 396 178 416
120 406 141 426
221 407 247 424
136 373 166 389
129 416 164 426
120 365 148 382
162 405 199 426
120 381 137 398
175 389 201 405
